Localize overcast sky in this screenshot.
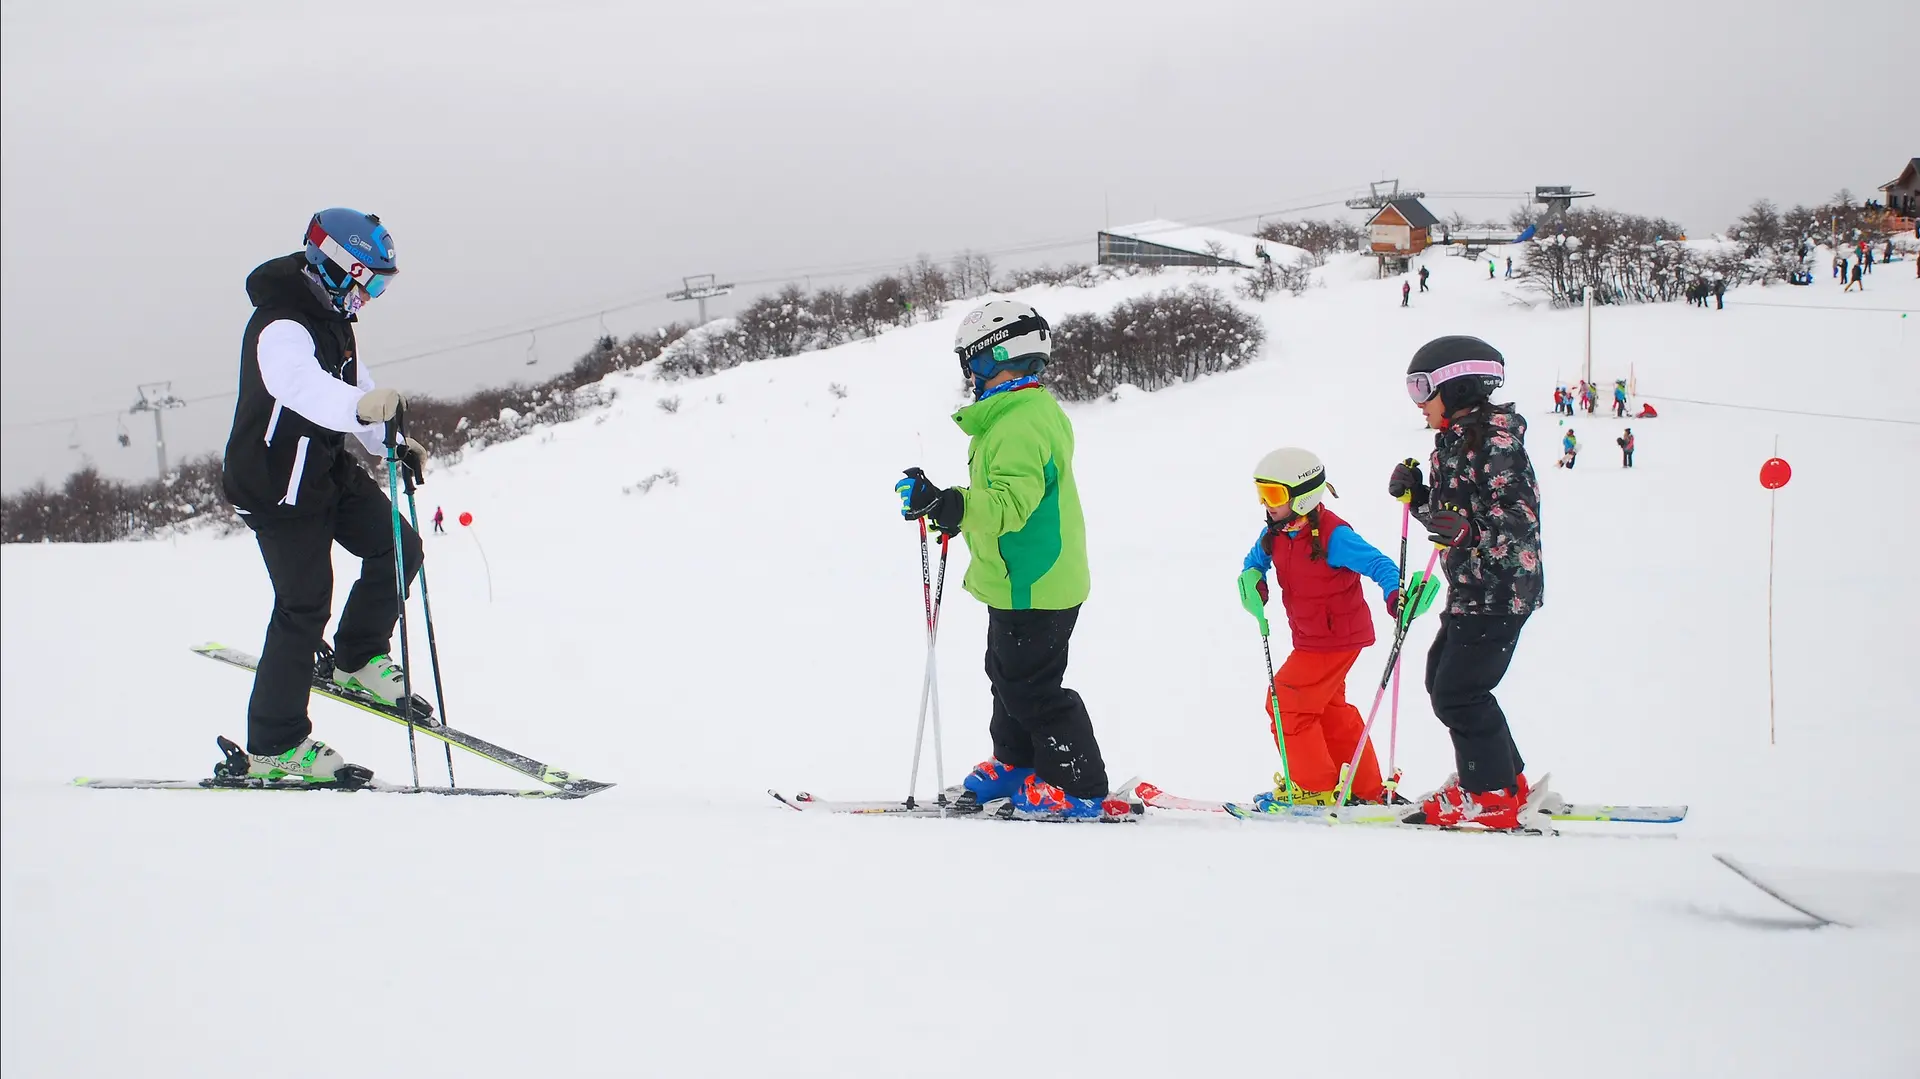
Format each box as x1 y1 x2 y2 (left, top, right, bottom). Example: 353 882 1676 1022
0 0 1899 489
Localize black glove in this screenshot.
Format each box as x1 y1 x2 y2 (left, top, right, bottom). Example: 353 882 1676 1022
1388 459 1426 504
1425 506 1475 547
896 468 963 534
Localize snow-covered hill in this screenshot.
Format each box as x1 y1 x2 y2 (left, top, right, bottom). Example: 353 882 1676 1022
5 251 1917 1077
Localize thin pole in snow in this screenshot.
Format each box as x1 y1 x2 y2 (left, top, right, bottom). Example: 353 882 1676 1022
1768 434 1778 746
1583 286 1593 389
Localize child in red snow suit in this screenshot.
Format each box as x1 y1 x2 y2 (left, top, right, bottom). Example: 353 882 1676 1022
1236 448 1403 806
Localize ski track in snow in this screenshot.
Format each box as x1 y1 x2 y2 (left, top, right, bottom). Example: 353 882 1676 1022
5 251 1918 1077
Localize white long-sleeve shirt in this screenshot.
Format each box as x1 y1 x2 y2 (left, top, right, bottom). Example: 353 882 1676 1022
256 319 386 456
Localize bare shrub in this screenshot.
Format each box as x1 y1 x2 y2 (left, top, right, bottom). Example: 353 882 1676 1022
1046 285 1264 401
623 468 681 495
1254 218 1366 257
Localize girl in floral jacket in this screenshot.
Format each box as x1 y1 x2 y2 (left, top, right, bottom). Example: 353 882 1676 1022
1388 335 1544 830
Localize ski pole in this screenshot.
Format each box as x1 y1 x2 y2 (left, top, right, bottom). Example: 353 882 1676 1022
905 518 936 808
1335 545 1441 806
382 411 421 789
400 469 456 787
1262 630 1292 805
1388 494 1413 794
928 531 951 803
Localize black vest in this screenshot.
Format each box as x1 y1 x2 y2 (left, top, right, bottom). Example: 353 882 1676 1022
222 254 365 517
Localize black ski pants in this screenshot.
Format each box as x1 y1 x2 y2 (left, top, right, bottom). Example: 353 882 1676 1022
1425 613 1529 793
985 605 1109 799
243 464 421 755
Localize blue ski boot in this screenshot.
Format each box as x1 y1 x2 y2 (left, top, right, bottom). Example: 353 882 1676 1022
963 758 1033 803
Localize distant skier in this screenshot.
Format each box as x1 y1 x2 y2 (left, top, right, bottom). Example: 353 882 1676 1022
896 300 1120 820
1637 402 1659 419
432 506 446 534
1418 265 1430 292
1236 448 1402 808
1838 257 1849 285
1612 380 1628 418
1389 336 1545 829
1504 255 1513 278
1552 387 1567 415
221 208 424 783
1713 278 1726 310
1402 280 1411 307
1488 258 1496 279
1617 428 1635 468
1556 428 1579 469
1846 262 1864 292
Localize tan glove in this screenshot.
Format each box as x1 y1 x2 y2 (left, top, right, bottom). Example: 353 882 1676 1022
355 387 404 424
398 436 428 482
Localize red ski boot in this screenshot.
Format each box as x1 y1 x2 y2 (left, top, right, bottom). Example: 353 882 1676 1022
1416 783 1527 830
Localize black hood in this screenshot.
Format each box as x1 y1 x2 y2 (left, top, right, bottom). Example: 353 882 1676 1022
245 253 344 320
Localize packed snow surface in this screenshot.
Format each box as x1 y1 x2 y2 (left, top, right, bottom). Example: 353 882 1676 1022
5 251 1918 1076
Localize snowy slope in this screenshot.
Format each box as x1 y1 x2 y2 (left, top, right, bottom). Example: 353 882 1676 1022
4 253 1918 1077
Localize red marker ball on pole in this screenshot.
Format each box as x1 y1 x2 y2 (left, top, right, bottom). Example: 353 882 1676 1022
1759 458 1792 490
458 511 474 527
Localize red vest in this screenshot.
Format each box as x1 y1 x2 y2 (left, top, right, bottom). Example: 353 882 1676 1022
1268 507 1376 654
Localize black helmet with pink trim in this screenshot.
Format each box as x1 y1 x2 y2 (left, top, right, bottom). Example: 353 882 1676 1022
1406 335 1505 410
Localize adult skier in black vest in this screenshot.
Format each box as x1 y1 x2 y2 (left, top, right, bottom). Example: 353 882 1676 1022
222 208 426 782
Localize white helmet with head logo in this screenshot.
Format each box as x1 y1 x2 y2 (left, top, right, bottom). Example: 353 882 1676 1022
1253 447 1333 514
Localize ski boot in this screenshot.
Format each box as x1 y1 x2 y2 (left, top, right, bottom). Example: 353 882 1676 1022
315 645 440 727
1409 773 1535 830
334 654 406 704
1250 773 1341 812
1009 773 1133 820
215 735 370 786
962 758 1034 803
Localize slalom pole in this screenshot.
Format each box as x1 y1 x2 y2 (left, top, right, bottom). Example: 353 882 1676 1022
905 518 936 808
1335 545 1441 806
382 411 421 789
401 476 456 787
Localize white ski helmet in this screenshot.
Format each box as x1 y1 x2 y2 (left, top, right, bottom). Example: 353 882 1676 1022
1252 447 1334 514
954 299 1051 382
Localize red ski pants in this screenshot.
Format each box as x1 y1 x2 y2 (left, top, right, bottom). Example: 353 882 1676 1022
1265 648 1384 801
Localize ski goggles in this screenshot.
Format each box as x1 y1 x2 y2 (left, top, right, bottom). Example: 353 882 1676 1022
1406 360 1504 403
308 224 397 299
1254 468 1326 508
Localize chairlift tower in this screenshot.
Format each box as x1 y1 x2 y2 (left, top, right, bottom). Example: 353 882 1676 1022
1345 179 1427 211
1533 185 1596 227
128 382 188 480
665 274 735 325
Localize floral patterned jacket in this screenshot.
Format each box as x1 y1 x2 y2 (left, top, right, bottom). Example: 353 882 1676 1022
1410 404 1545 616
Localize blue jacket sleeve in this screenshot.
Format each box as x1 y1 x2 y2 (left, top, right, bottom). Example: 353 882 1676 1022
1325 525 1400 598
1242 531 1273 575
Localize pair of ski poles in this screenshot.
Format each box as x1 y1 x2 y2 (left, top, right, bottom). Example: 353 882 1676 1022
904 517 951 809
1259 468 1440 807
382 410 455 789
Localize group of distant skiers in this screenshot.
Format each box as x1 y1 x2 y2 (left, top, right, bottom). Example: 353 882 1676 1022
1550 378 1647 471
1833 241 1888 292
1551 378 1632 417
1685 278 1726 308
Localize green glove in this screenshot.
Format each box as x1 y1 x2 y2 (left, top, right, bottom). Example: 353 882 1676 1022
1237 567 1270 636
1400 569 1443 628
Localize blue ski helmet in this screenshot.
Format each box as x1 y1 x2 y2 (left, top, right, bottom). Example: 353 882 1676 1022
304 208 397 314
